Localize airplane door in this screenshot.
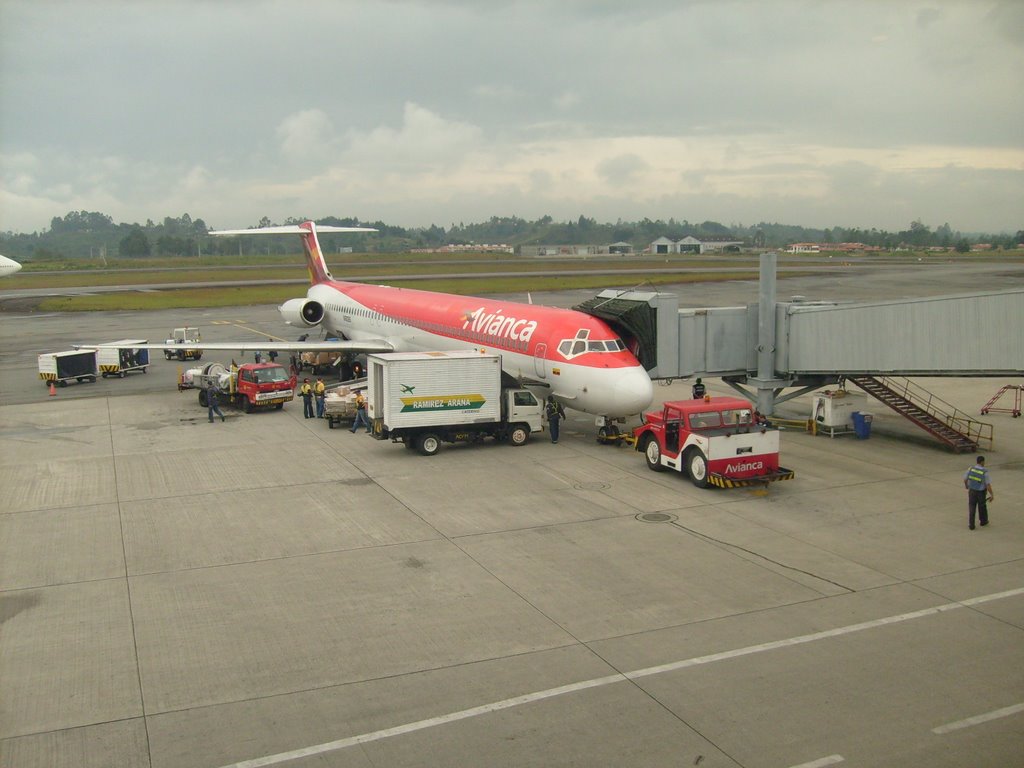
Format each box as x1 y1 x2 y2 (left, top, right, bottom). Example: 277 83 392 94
533 343 547 378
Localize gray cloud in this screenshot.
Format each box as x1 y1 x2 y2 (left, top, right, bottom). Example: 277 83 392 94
1 0 1021 234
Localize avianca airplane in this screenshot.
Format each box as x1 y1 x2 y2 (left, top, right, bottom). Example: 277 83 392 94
208 221 655 420
0 254 23 277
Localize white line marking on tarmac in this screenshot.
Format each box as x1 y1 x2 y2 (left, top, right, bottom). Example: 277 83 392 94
787 756 844 768
932 702 1024 734
217 586 1024 768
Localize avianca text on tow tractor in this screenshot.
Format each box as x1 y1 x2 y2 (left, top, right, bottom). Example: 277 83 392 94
633 396 795 489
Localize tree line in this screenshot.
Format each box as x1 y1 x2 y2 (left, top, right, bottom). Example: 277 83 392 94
1 210 1020 261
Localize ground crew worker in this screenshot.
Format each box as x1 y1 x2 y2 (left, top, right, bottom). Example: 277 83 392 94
963 455 994 530
692 378 706 399
314 377 327 418
350 392 371 433
300 378 314 419
545 395 566 444
207 380 225 423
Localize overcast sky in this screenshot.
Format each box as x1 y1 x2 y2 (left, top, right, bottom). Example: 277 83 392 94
1 0 1022 235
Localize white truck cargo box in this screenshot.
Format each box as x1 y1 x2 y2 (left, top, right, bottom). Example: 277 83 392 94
368 351 502 430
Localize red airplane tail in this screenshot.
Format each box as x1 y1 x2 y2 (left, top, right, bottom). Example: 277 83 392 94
297 221 332 285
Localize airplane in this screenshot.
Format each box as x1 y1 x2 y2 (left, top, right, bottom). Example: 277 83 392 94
84 221 654 425
0 254 23 277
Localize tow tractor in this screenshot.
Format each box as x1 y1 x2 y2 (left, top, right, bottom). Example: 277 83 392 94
632 396 795 489
164 327 203 361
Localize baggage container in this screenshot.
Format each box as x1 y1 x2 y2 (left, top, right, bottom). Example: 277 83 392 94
38 349 98 387
97 339 150 378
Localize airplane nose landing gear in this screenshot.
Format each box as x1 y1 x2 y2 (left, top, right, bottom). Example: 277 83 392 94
595 415 628 446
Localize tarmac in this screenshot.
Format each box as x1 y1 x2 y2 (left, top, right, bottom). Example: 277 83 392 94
1 263 1023 767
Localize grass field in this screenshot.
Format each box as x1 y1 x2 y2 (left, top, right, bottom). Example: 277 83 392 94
12 248 1021 312
34 271 774 311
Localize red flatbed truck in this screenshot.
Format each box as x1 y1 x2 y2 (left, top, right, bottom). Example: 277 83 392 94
632 396 795 489
184 362 296 413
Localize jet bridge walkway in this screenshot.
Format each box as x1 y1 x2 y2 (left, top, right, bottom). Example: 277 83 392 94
576 253 1023 451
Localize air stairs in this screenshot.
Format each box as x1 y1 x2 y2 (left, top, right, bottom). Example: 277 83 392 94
980 384 1023 417
846 375 993 453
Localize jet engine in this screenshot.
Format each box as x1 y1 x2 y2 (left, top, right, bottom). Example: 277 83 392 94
279 298 325 327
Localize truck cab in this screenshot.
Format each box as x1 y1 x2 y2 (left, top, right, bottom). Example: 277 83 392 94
633 396 794 488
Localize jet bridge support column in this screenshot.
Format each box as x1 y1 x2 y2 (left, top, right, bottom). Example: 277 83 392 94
749 252 786 415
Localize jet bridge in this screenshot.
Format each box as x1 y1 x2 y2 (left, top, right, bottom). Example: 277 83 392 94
577 253 1024 417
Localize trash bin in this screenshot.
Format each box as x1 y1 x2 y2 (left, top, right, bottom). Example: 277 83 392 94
851 411 873 439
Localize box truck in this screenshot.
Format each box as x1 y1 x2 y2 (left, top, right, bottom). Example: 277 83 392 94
367 351 543 455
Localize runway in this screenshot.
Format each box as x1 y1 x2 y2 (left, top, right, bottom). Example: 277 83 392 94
1 264 1022 767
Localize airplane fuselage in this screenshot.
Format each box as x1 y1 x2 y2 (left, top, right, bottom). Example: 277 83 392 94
0 255 23 278
305 280 654 418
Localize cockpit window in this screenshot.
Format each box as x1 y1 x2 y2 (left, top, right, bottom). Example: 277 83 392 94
557 329 627 360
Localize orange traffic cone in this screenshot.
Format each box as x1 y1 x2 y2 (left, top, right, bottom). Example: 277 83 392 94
49 381 56 396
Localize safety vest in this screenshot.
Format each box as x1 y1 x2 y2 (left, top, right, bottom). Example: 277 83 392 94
967 466 987 486
314 381 325 396
300 383 312 397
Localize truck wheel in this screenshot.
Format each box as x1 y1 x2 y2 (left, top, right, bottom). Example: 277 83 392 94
177 351 185 361
195 353 202 361
685 448 710 489
275 402 284 410
508 424 529 446
244 399 254 414
59 380 67 387
417 433 441 456
102 372 108 379
198 390 208 407
119 371 126 379
643 436 665 472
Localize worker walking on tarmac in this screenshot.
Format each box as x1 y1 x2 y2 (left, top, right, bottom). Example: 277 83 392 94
545 395 566 444
692 378 706 399
300 378 314 419
350 391 371 433
964 455 994 530
314 377 327 418
207 380 225 423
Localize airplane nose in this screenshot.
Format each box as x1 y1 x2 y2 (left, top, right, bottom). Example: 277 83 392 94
613 365 654 416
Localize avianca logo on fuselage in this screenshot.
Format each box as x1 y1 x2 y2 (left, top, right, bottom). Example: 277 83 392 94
461 307 538 345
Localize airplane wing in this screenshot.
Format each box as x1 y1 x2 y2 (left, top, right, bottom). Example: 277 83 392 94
210 225 377 235
74 339 395 353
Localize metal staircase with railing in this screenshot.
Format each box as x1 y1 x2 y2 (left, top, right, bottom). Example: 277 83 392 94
846 375 993 453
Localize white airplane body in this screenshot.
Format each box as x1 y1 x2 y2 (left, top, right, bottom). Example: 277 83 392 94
0 255 23 278
89 221 655 420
